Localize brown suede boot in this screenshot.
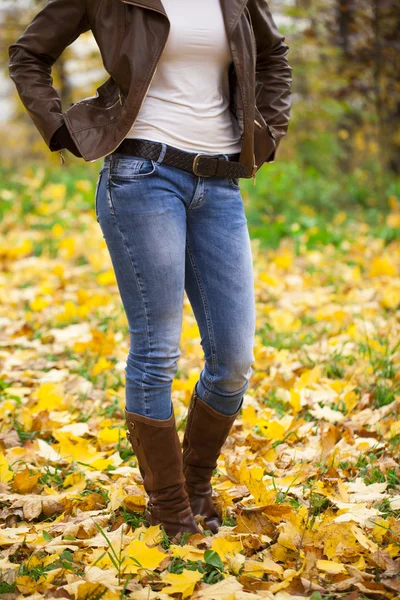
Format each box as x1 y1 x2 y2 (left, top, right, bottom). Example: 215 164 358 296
125 407 202 541
182 386 242 533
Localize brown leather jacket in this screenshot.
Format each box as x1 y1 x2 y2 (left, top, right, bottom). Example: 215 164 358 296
9 0 292 178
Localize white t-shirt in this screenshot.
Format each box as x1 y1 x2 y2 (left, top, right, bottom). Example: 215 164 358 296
125 0 242 154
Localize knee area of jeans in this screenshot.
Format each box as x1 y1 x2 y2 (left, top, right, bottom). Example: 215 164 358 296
126 353 180 378
198 373 249 400
198 359 253 397
213 378 250 397
220 346 255 372
217 361 254 392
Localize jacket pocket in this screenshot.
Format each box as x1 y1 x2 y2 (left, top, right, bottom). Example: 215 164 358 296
63 79 125 133
253 105 276 168
62 96 124 133
72 78 124 110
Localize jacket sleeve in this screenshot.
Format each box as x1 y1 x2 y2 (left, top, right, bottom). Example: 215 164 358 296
247 0 292 161
8 0 90 152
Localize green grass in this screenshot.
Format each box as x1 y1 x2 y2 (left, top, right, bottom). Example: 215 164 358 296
1 160 399 253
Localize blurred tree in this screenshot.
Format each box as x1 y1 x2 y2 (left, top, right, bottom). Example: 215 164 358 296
332 0 400 173
286 0 399 187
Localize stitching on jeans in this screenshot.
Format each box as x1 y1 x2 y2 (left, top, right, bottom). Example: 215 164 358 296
185 241 218 400
106 165 154 414
94 170 103 221
105 172 115 216
187 177 204 211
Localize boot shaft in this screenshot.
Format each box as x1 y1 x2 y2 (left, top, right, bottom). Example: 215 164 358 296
182 388 242 486
124 408 201 537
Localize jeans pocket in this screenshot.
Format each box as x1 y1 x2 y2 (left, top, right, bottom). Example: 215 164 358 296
109 154 157 180
227 177 241 190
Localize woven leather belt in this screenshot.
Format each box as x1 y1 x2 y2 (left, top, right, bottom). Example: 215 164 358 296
113 138 250 179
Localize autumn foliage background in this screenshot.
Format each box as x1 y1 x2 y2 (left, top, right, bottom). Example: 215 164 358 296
0 1 399 599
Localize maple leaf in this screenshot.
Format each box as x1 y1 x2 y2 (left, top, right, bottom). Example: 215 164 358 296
123 539 167 574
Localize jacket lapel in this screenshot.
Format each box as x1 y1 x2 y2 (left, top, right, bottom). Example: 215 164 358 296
120 0 167 15
219 0 248 36
120 0 248 36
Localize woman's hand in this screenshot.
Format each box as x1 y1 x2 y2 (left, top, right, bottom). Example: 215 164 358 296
50 123 82 158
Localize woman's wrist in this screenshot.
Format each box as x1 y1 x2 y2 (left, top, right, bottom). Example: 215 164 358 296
50 123 82 157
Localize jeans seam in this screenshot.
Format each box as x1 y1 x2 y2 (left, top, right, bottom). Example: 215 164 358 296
187 177 205 211
106 169 116 216
185 240 218 400
106 166 154 414
94 170 103 222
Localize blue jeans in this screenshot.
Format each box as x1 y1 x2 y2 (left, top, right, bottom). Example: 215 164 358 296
95 142 256 419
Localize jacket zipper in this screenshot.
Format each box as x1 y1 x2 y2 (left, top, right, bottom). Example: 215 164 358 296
245 6 257 60
252 119 263 182
88 1 169 163
78 89 123 110
102 91 123 110
229 3 257 180
246 6 258 184
252 153 257 186
231 41 254 180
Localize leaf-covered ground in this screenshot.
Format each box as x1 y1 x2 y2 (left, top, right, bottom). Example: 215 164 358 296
0 167 399 599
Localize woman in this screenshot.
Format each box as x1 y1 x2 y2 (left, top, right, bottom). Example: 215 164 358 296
9 0 292 541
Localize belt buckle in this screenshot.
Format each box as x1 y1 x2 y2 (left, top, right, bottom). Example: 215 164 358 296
192 153 221 177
